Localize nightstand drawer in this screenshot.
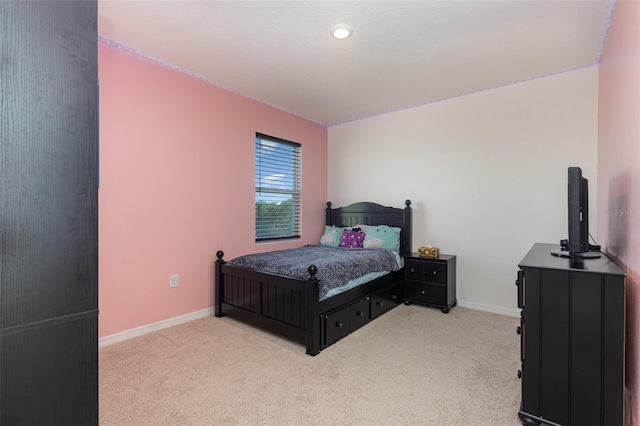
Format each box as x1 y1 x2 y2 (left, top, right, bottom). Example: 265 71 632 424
423 262 447 285
405 259 447 284
404 260 423 281
404 281 447 306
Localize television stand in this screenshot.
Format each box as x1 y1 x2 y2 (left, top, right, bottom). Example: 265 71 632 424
550 249 601 258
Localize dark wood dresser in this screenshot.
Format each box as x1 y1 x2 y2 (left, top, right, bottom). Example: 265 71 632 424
517 243 625 425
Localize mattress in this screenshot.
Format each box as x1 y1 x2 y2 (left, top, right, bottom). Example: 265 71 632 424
227 245 402 299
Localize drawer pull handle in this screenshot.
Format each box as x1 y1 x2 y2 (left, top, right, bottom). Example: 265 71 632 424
410 268 415 273
356 310 364 317
421 290 427 295
376 301 383 307
432 271 437 275
335 321 343 328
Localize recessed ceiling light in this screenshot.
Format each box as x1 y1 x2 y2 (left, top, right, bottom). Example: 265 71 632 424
331 23 352 40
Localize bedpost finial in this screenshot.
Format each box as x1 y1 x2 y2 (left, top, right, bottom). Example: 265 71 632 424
216 250 224 260
308 265 318 277
405 199 411 207
326 201 332 208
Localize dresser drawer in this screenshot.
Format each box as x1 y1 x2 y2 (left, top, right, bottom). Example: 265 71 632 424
404 281 447 306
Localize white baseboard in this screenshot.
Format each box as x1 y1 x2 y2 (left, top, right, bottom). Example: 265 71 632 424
456 300 520 318
99 300 519 348
99 307 215 347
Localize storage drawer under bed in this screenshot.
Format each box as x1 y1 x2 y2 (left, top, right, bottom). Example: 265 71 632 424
322 282 401 348
371 281 402 319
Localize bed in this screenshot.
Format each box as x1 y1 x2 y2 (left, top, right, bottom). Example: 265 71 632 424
214 200 412 356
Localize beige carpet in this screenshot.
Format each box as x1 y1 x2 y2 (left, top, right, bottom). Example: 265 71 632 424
99 305 522 425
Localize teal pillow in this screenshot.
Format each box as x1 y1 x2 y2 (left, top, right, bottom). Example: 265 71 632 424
320 225 344 247
363 225 400 252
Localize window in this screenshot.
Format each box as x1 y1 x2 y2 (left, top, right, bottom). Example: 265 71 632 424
255 133 301 241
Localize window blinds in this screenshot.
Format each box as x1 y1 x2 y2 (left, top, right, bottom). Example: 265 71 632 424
255 133 301 241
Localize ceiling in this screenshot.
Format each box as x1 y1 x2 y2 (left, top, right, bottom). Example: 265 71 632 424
98 0 615 127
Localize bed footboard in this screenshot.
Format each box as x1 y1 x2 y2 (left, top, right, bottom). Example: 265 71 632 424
215 251 321 355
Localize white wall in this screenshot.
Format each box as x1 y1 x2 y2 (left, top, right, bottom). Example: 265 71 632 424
328 67 599 315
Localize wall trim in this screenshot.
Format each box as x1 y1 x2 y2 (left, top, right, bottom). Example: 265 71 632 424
99 301 519 348
99 307 215 347
456 300 520 318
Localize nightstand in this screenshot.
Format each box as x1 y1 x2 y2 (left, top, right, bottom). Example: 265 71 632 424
403 253 457 313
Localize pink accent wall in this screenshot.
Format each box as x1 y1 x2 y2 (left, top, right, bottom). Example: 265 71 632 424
98 42 327 337
597 0 640 423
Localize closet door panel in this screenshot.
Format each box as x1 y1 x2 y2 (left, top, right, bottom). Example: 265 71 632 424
0 0 98 328
0 316 98 425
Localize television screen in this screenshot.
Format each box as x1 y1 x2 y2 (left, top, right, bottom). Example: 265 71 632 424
568 167 589 254
551 167 600 258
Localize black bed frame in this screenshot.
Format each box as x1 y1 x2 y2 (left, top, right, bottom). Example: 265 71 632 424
214 200 412 355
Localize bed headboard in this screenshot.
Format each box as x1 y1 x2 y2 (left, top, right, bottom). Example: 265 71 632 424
325 200 412 256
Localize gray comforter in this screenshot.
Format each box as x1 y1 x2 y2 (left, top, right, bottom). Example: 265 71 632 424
227 245 400 299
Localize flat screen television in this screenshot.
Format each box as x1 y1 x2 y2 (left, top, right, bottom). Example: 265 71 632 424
551 167 600 258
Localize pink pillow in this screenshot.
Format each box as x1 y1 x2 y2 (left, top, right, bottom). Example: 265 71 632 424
340 229 365 248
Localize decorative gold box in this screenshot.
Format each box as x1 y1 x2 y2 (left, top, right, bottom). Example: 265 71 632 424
418 246 440 258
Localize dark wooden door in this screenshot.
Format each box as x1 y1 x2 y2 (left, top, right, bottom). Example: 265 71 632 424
1 1 99 424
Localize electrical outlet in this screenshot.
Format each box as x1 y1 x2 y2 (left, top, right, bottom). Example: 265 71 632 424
169 274 179 288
